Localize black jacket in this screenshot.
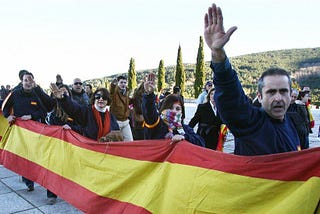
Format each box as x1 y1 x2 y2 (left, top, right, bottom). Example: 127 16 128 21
189 102 222 150
3 86 53 123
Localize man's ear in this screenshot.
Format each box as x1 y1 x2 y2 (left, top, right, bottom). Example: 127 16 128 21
257 92 262 103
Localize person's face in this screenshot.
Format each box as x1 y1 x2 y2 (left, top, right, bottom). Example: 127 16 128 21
290 92 298 104
209 90 215 104
60 87 69 96
22 74 34 91
85 86 92 94
206 84 213 91
118 79 127 90
171 103 182 115
258 75 291 120
302 94 309 104
94 92 108 108
72 78 83 93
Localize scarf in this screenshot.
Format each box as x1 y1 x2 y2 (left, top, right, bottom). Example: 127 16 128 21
94 103 108 113
161 109 185 139
92 105 111 140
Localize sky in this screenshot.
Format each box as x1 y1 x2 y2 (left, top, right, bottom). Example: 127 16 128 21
0 0 319 87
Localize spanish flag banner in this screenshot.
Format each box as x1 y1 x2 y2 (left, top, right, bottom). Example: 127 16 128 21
0 113 319 213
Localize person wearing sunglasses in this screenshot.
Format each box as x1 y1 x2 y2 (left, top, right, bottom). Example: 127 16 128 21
71 78 89 106
50 85 120 141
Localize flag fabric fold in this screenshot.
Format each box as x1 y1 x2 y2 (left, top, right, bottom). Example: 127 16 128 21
0 112 319 213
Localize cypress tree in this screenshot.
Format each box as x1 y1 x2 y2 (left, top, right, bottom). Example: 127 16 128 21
157 59 166 92
175 45 185 95
127 57 137 91
194 36 206 98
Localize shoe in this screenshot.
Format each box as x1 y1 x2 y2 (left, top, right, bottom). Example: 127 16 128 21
47 198 57 205
27 186 34 192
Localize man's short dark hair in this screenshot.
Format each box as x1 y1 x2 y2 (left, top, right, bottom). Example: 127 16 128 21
173 86 180 94
257 68 291 94
117 75 127 81
23 71 34 79
86 84 92 89
19 70 28 80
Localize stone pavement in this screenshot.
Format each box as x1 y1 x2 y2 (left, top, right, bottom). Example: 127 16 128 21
0 166 83 214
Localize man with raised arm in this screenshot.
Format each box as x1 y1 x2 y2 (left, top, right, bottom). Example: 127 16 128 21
204 3 300 155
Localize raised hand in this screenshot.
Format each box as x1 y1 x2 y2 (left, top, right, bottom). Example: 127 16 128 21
7 115 16 124
171 134 185 144
50 83 64 99
144 73 156 94
111 78 118 86
204 3 237 61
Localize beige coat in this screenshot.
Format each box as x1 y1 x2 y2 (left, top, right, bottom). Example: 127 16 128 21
109 84 131 121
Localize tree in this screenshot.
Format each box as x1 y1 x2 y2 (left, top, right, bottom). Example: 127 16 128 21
128 57 137 91
194 36 206 98
175 45 186 95
157 59 166 92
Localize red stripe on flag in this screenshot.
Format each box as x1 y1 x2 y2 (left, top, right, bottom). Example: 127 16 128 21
1 150 151 214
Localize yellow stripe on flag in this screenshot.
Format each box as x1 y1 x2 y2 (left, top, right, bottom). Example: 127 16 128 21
0 111 10 150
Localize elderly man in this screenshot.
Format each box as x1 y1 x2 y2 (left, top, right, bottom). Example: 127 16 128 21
203 3 300 155
71 78 89 106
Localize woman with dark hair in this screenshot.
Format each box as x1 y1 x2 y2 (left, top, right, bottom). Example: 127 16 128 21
50 85 120 141
142 73 205 146
196 81 213 104
189 88 223 150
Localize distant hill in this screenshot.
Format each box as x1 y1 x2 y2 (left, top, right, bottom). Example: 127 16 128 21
84 47 320 106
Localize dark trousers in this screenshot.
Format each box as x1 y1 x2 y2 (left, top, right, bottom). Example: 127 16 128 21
22 176 34 188
22 176 57 198
47 190 57 198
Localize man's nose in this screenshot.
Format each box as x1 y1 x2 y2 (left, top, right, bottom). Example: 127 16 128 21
274 92 282 101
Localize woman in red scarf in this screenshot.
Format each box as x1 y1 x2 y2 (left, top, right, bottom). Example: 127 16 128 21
51 84 120 141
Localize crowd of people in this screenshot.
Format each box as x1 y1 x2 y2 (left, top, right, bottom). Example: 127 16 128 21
0 2 317 208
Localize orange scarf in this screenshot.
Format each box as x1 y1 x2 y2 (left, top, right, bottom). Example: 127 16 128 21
92 105 111 140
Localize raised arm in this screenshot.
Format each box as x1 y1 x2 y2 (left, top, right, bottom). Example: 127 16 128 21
204 3 237 63
204 3 260 136
142 73 159 125
50 83 88 125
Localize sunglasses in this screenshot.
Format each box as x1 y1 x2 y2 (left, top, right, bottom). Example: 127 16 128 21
74 82 83 86
95 94 108 100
